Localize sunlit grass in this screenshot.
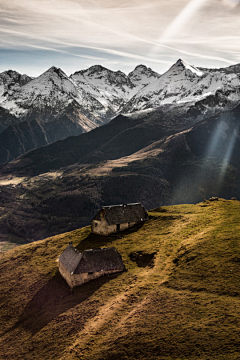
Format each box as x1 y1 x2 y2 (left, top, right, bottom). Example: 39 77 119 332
0 199 240 359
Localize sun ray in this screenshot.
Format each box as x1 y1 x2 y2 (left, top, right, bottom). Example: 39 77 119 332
160 0 209 43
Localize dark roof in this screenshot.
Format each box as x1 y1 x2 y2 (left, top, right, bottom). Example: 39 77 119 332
75 247 125 273
92 203 147 225
59 245 125 274
59 244 82 274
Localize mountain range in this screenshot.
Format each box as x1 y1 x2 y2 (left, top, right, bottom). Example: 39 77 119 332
1 97 240 244
0 64 160 164
1 58 240 244
1 59 240 164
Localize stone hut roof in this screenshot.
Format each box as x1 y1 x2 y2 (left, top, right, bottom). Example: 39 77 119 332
59 243 82 274
59 245 125 274
92 203 148 225
75 247 125 273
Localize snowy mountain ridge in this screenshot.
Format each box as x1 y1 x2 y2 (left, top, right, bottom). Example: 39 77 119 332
1 59 240 131
122 59 240 114
1 58 240 162
70 64 161 114
0 70 33 98
0 64 161 131
1 58 240 165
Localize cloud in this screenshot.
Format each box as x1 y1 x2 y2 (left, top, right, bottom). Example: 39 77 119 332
149 41 236 64
159 0 209 43
0 38 108 61
0 17 235 67
221 0 240 8
0 0 240 74
0 28 173 67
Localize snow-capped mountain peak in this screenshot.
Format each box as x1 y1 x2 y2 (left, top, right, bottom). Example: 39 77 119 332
70 64 161 116
81 65 110 77
38 66 71 82
122 58 240 114
0 66 81 119
0 70 33 97
71 65 129 85
70 66 131 114
128 64 161 86
168 58 204 77
1 59 240 136
1 59 240 166
129 64 149 74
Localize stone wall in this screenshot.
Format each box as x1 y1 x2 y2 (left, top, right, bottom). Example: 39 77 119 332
71 269 121 288
59 260 123 288
59 261 74 288
119 221 136 232
91 219 137 235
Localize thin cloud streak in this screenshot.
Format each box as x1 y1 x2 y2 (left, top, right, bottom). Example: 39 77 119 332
0 39 108 62
149 41 236 65
0 0 240 74
0 25 235 67
0 28 173 66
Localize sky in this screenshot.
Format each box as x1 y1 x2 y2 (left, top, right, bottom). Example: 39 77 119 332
1 0 240 76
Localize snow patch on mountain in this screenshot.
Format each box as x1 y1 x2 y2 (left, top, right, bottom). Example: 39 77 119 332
70 64 160 115
0 100 28 117
122 59 240 113
1 60 240 137
171 59 204 77
128 64 161 88
0 70 33 100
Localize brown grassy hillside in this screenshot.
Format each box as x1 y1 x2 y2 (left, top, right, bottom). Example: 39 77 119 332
0 199 240 360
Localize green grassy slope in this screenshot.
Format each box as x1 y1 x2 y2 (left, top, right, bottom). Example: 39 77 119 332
0 199 240 360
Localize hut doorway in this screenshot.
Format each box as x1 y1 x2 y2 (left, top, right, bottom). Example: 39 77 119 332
116 224 120 231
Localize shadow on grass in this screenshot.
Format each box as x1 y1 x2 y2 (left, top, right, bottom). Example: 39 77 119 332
76 222 145 253
10 270 121 336
6 225 142 337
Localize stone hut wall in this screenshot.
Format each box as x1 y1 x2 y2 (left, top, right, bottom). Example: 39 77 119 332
59 260 121 288
71 269 121 288
91 219 116 235
119 221 136 232
91 219 137 235
59 261 74 288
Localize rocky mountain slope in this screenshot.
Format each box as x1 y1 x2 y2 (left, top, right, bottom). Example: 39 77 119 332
1 101 240 245
0 65 161 134
0 101 97 165
0 70 32 96
0 65 161 164
1 199 240 359
1 59 240 165
1 59 240 245
122 59 240 113
2 98 240 179
70 64 160 114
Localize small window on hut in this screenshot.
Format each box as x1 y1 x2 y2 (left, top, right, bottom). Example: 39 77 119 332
95 222 98 227
88 271 93 275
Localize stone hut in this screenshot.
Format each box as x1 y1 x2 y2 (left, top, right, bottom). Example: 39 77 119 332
91 203 148 235
59 243 125 288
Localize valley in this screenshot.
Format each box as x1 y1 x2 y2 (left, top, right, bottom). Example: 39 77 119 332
1 58 240 249
1 99 240 248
